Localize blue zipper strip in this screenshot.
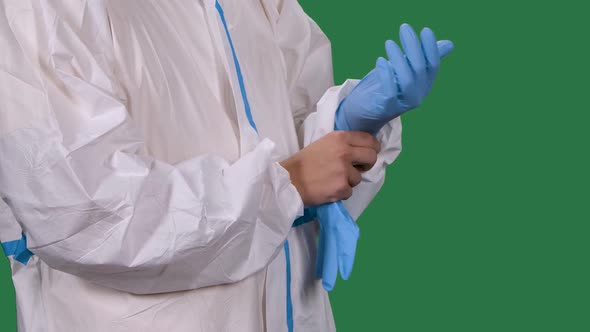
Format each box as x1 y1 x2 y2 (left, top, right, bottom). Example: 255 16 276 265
284 241 294 332
215 1 258 133
1 233 33 265
214 3 303 330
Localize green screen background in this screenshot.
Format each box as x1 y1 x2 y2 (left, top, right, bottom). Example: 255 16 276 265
1 1 588 331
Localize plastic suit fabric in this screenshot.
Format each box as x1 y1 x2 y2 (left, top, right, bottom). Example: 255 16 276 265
0 0 402 331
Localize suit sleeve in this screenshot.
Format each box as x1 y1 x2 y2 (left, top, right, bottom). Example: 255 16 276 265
0 0 303 294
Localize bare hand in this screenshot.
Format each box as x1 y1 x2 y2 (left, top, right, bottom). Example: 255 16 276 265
280 131 380 206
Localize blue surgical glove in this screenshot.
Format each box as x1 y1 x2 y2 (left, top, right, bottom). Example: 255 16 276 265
315 201 359 291
335 24 454 135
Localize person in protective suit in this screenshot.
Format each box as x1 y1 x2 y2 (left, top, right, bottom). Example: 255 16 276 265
0 0 452 331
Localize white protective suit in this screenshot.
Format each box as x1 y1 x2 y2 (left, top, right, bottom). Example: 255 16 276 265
0 0 402 331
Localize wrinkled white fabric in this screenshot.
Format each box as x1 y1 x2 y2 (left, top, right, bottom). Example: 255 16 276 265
0 0 402 331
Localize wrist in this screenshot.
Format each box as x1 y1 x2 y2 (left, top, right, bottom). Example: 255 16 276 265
279 156 307 205
334 100 351 131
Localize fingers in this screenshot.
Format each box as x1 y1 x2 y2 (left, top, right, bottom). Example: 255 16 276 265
343 131 381 152
348 165 362 187
437 40 454 58
420 27 440 81
385 39 413 98
338 225 360 279
333 183 353 202
383 24 452 108
376 56 398 100
316 202 360 291
349 146 378 171
332 202 359 280
318 206 340 291
400 23 427 88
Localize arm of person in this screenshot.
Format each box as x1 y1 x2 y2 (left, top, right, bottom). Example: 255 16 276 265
0 0 304 295
263 0 402 220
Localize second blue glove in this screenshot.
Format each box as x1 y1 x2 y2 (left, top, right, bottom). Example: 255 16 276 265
316 201 360 291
